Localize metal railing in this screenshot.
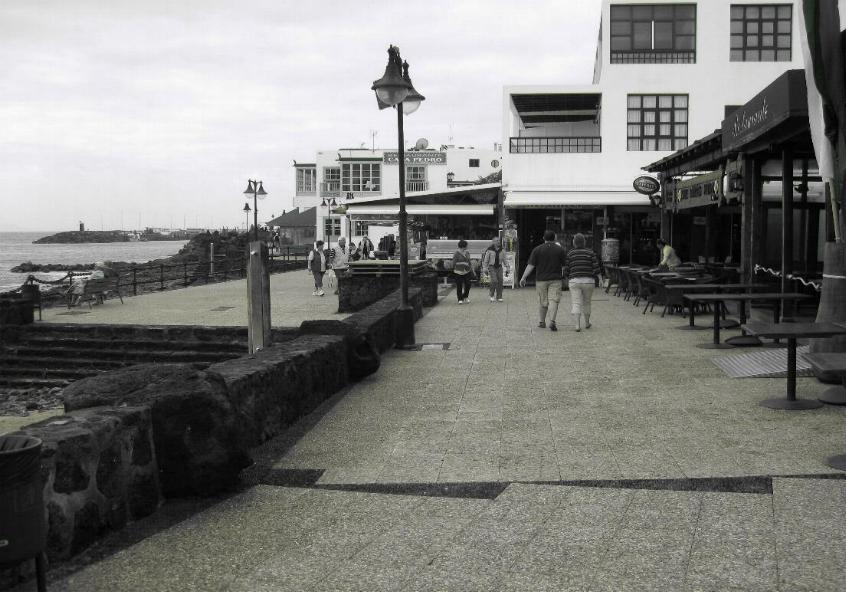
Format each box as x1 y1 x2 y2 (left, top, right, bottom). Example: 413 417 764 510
320 182 341 196
509 136 602 153
405 180 429 192
611 50 696 64
21 244 315 305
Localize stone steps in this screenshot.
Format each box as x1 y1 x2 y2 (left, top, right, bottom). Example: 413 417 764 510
0 323 251 392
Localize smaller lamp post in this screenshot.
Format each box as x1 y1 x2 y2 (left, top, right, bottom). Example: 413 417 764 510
243 180 267 242
243 202 251 232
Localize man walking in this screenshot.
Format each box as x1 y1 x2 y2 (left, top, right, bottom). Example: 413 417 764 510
332 237 350 294
482 236 506 302
519 230 566 331
307 240 327 296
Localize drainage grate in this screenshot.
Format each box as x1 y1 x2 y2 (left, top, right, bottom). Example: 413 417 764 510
713 345 813 378
411 343 451 351
209 306 236 312
55 311 91 316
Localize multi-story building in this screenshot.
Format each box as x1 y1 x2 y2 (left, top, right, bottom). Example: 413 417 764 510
293 143 501 249
503 0 802 268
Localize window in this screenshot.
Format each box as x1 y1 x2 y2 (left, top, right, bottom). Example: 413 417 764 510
296 168 316 194
468 159 480 167
406 166 426 182
610 4 696 63
627 94 688 151
353 221 369 236
341 163 381 193
730 4 792 62
323 217 341 236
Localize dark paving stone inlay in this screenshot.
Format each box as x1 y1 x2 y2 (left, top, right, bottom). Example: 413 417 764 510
257 471 846 498
209 306 236 311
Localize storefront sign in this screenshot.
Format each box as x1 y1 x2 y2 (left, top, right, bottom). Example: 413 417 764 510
721 70 807 152
632 176 660 195
596 217 608 226
383 151 447 165
693 216 707 226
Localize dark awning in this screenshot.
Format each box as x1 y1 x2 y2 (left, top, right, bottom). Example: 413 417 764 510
512 93 601 125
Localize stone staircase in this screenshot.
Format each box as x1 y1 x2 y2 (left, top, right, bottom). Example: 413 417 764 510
0 324 270 390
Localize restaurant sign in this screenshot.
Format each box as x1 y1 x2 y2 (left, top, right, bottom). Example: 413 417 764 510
383 151 447 165
721 69 806 152
632 175 660 195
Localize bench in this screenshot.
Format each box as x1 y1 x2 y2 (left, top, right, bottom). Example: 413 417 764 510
67 277 124 309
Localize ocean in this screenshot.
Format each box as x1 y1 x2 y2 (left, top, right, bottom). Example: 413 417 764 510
0 232 188 292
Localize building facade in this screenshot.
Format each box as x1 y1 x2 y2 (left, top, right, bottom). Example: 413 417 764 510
503 0 803 268
293 144 501 250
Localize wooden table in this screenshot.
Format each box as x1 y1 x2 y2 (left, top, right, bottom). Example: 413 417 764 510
742 322 846 410
683 293 812 349
671 284 769 331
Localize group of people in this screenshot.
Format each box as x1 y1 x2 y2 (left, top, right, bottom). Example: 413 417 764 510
451 231 601 333
307 236 375 296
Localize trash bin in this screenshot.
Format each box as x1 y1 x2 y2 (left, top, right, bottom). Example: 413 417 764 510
0 435 47 591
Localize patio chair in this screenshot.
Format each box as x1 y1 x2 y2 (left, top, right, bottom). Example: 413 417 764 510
605 266 619 294
632 274 651 307
641 277 666 314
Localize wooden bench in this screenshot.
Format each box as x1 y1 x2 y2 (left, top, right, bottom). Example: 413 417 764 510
67 277 124 309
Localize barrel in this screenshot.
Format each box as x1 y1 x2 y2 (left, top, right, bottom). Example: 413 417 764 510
0 435 46 564
601 238 620 264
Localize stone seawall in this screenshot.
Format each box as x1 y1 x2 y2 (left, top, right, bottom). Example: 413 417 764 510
1 287 429 588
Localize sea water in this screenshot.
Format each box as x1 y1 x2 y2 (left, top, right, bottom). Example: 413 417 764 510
0 232 188 292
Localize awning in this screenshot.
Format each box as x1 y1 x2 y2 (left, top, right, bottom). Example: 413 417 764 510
345 204 495 216
504 191 650 207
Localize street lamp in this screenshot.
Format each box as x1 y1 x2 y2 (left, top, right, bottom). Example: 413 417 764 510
243 202 251 231
243 180 267 242
372 45 425 348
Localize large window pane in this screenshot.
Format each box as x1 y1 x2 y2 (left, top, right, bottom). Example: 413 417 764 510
627 94 688 151
633 21 652 48
654 21 673 49
731 4 791 61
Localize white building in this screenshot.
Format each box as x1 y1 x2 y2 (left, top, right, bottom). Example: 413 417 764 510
503 0 802 267
293 143 501 249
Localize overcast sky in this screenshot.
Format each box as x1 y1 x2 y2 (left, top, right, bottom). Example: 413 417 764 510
0 0 602 232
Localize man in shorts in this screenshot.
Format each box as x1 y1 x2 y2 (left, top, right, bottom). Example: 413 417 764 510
519 230 566 331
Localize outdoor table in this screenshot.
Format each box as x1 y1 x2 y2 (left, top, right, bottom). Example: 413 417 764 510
671 283 769 331
683 292 812 349
802 352 846 405
741 321 846 410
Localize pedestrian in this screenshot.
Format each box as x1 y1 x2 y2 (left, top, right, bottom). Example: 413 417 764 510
482 236 506 303
360 235 374 259
452 239 473 304
307 240 327 296
564 233 601 332
332 237 350 294
656 238 681 270
519 230 566 331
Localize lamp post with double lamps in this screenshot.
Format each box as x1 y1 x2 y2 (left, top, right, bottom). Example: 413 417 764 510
372 45 425 348
243 180 267 242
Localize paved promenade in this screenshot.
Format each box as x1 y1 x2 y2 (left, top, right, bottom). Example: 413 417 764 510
21 276 846 590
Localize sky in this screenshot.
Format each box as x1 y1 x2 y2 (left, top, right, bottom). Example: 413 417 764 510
0 0 602 232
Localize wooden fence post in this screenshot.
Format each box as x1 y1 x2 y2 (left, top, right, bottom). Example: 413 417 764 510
247 241 271 354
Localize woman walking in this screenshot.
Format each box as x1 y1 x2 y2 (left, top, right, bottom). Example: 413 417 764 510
452 239 473 304
564 233 601 331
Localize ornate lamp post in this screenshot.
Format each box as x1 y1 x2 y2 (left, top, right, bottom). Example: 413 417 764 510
372 45 425 348
243 180 267 242
243 202 251 232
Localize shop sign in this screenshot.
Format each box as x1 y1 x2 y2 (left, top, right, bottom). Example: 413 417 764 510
693 216 707 226
383 151 447 165
596 217 608 226
721 70 806 151
632 175 660 195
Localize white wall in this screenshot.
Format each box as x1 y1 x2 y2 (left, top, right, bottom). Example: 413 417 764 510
503 0 804 195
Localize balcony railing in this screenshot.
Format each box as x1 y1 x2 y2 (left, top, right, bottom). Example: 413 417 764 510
610 50 696 64
509 137 601 154
320 182 341 196
406 180 429 192
295 186 316 196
